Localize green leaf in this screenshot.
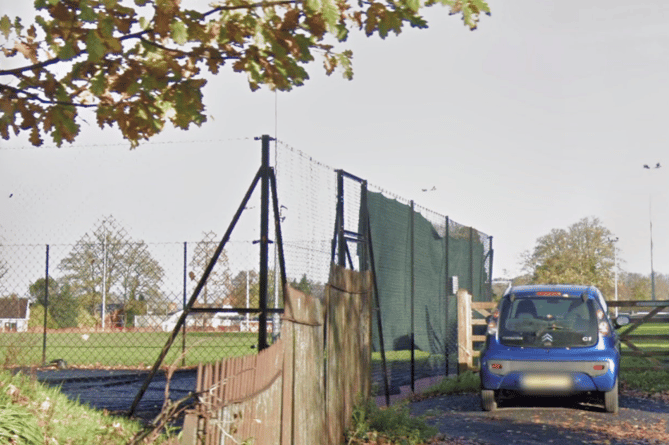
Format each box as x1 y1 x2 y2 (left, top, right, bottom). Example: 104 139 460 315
335 23 348 42
472 0 491 15
80 3 97 22
170 20 188 45
99 17 114 38
321 0 340 32
34 0 58 7
0 15 11 40
57 41 77 61
90 72 106 96
86 31 105 62
12 16 22 35
407 0 420 13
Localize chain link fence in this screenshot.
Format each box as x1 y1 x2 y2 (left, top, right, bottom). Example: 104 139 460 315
0 137 492 402
0 232 281 368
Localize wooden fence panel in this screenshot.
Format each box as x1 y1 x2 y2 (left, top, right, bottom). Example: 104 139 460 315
326 264 372 445
182 265 372 445
284 285 326 445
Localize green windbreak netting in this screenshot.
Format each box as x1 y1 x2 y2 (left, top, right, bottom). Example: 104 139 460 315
363 191 489 354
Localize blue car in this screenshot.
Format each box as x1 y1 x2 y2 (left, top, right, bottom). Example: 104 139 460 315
479 284 629 413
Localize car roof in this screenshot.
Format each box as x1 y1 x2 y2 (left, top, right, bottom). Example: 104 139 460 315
506 284 594 295
504 284 608 311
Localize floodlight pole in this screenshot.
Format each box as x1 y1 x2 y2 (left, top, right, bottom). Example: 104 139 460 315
644 163 661 301
609 237 619 317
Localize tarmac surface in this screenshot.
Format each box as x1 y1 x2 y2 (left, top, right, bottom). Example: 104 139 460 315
411 390 669 445
34 368 198 422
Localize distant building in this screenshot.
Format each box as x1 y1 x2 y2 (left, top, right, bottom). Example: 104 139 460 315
0 297 30 332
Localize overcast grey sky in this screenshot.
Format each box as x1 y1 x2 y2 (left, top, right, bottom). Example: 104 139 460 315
2 0 669 280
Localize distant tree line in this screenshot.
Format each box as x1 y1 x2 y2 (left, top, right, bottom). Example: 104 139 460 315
494 216 668 302
17 216 322 329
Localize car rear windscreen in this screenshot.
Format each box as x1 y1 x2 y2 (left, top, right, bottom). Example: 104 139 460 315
498 296 599 348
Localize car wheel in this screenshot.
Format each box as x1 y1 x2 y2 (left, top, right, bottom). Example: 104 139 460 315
604 378 619 413
481 389 498 411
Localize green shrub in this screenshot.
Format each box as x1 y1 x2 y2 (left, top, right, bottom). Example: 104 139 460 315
346 398 437 445
419 370 480 398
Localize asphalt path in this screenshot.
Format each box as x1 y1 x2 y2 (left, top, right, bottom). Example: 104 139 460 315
34 368 198 423
411 391 669 445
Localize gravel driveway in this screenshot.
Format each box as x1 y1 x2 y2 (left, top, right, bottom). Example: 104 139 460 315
410 388 669 445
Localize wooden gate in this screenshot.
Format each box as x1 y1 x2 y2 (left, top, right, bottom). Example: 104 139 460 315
457 289 496 372
608 300 669 370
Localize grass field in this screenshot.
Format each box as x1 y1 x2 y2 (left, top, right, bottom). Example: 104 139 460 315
0 330 261 368
619 322 669 374
2 323 666 374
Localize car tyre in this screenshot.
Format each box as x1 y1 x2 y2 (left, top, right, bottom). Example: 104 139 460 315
604 378 619 414
481 389 498 411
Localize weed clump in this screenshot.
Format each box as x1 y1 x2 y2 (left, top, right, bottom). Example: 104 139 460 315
346 398 437 445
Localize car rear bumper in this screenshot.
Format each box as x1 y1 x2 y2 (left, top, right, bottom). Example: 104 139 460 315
480 358 618 393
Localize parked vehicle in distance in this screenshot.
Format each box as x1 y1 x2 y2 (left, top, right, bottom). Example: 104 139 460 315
479 284 629 413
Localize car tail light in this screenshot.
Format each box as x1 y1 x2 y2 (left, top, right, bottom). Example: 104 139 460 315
491 363 503 370
487 319 497 335
593 364 605 371
487 309 499 336
599 321 610 336
597 310 611 336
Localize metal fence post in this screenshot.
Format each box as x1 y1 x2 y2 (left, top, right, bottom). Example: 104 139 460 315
488 236 494 300
42 244 49 365
469 226 474 298
182 241 187 366
410 201 415 393
258 134 272 351
337 173 346 267
444 216 450 377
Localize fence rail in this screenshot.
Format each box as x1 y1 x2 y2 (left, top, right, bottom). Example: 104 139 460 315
609 300 669 370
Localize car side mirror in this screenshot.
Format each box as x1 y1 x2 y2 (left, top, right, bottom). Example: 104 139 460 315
615 314 630 328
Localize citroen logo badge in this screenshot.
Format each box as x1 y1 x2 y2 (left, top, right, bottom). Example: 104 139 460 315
542 333 553 343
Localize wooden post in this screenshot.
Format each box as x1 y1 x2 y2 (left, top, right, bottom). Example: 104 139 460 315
457 289 473 373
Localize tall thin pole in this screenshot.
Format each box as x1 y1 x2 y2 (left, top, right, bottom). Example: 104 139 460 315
182 242 187 366
649 196 656 301
258 134 273 351
42 244 49 365
444 216 450 377
410 200 415 393
488 236 494 301
336 172 346 266
102 235 107 331
610 237 619 317
469 227 475 297
643 162 661 301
